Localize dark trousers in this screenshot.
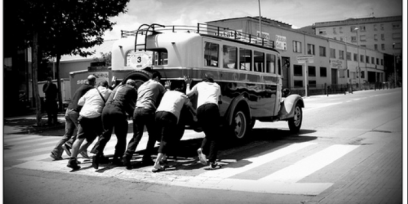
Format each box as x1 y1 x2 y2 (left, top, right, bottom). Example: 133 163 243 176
45 99 58 125
51 109 78 156
77 116 103 142
155 111 177 154
197 103 220 163
124 107 157 159
91 105 128 159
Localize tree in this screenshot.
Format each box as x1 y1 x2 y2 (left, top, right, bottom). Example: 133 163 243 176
9 0 129 126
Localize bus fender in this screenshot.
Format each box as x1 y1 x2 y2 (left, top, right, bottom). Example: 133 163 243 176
278 94 304 120
224 95 251 127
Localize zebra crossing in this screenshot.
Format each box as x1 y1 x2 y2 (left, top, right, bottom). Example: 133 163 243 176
4 132 360 196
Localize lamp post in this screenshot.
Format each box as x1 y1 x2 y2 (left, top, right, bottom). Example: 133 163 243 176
354 27 361 88
393 43 397 88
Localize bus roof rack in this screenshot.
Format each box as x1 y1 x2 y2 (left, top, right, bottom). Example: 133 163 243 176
121 23 276 50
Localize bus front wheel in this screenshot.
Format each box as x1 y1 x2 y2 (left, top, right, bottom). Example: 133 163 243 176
288 103 303 133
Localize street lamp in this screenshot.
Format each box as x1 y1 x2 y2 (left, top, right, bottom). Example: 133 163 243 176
354 27 361 87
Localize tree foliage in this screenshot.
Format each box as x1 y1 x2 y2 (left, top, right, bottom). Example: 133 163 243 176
6 0 130 124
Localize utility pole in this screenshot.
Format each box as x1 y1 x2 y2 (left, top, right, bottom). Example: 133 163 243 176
355 27 361 88
258 0 262 37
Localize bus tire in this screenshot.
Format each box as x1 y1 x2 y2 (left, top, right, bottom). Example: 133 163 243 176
122 70 150 89
230 106 251 140
288 103 302 133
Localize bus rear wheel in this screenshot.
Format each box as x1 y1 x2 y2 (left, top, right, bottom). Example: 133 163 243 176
230 107 250 140
288 103 302 133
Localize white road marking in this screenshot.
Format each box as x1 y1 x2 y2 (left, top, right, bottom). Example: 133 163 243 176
260 144 359 183
200 142 316 178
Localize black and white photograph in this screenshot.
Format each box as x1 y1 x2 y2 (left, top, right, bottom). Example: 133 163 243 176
1 0 406 203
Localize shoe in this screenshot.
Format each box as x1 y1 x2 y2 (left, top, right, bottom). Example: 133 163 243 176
79 151 90 159
67 159 81 170
123 156 132 170
142 157 154 166
92 155 100 169
62 144 71 156
151 164 165 173
50 152 63 160
197 148 207 165
208 162 222 170
159 155 168 166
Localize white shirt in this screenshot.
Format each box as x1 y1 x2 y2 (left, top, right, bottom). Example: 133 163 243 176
186 81 221 108
156 90 189 123
78 86 112 118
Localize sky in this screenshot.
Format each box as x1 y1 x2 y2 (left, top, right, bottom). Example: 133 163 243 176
103 0 403 40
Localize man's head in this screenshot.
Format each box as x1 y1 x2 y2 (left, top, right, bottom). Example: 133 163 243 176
126 79 136 88
98 80 109 88
151 70 162 82
87 75 97 86
46 77 53 83
202 73 214 83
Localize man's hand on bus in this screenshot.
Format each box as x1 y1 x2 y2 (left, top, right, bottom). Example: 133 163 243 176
165 80 171 89
184 76 192 85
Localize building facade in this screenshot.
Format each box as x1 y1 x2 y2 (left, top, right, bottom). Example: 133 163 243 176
313 16 403 56
207 17 385 92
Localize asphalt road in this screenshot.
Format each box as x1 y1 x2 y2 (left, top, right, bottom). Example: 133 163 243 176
3 88 404 204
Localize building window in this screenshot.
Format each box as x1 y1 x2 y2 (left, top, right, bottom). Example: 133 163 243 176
351 36 357 42
380 24 384 30
366 56 369 63
307 44 315 55
381 34 385 40
319 30 326 35
340 37 344 41
339 50 344 60
204 42 219 67
374 34 378 41
339 27 343 33
373 24 377 31
360 35 366 42
360 26 366 32
371 57 375 64
392 33 402 39
308 66 316 77
320 67 327 77
294 80 303 88
376 58 379 65
239 48 252 71
361 71 365 78
346 52 351 60
374 44 378 50
353 53 358 62
381 59 384 65
293 41 302 53
339 69 346 78
330 48 336 58
392 23 401 30
223 45 237 69
319 46 326 57
309 80 316 88
381 44 385 50
333 27 337 34
294 65 303 76
360 55 364 62
350 26 358 32
393 43 402 49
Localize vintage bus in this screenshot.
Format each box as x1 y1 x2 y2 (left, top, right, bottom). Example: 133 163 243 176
108 23 304 140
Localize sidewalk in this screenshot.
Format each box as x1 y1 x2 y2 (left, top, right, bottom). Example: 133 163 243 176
3 113 67 135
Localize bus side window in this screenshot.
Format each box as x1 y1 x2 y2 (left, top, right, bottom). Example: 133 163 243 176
240 48 252 71
254 51 264 72
204 42 219 67
266 53 276 74
278 57 282 75
223 45 237 69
